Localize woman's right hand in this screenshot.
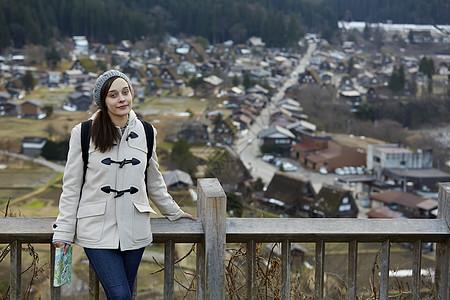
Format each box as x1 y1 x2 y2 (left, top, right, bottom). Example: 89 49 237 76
53 241 71 255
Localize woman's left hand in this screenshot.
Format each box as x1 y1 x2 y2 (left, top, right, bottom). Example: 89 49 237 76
182 213 197 221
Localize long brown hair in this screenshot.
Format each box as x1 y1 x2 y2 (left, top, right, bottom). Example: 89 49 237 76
91 76 122 152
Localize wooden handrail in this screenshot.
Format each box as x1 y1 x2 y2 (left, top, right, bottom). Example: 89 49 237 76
1 181 449 300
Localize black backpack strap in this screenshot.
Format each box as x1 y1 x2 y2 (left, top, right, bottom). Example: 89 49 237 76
81 120 92 186
140 120 154 195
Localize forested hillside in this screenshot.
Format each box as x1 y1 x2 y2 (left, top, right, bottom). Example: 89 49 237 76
1 0 449 50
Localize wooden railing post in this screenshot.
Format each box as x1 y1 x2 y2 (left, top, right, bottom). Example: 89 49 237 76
246 240 257 300
164 240 175 299
50 243 61 300
435 183 450 299
347 240 357 300
379 239 391 299
196 178 227 300
10 240 22 300
314 239 324 299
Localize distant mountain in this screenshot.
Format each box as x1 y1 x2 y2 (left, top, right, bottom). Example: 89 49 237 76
1 0 448 50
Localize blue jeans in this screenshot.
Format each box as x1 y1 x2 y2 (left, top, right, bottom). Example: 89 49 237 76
84 247 145 300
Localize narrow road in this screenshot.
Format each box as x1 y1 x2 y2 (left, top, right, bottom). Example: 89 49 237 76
0 150 65 172
234 43 318 185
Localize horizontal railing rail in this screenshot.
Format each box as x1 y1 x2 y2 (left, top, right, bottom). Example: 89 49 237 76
1 180 449 300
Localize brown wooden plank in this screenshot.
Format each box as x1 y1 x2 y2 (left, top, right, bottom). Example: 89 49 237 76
412 240 422 300
314 240 324 299
347 240 357 300
199 178 227 299
226 219 450 243
10 240 22 300
435 238 450 300
379 239 390 300
164 240 175 300
281 240 291 300
246 240 256 300
50 243 61 300
0 217 204 243
1 218 449 244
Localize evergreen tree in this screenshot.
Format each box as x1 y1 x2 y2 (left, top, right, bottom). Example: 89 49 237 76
46 47 61 70
232 75 240 87
363 22 371 40
171 138 196 175
419 57 435 79
398 65 405 89
243 73 252 90
22 71 35 92
347 57 354 74
408 30 415 44
388 65 405 93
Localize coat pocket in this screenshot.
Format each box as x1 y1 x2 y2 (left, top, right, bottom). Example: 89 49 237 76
76 201 107 242
132 202 153 242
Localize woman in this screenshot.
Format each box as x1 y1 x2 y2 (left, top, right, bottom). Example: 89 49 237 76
52 70 196 299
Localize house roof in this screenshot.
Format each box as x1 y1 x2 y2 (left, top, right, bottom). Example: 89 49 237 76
203 75 224 86
384 168 450 180
314 184 354 215
416 199 438 211
278 98 300 107
264 172 309 206
305 141 342 162
257 125 295 139
370 191 426 207
366 206 403 219
22 99 43 107
286 120 317 132
163 169 193 186
0 91 10 99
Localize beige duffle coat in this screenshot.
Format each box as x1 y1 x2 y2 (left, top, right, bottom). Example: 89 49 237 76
52 110 184 251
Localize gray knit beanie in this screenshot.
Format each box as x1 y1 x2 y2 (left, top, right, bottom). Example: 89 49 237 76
93 70 134 107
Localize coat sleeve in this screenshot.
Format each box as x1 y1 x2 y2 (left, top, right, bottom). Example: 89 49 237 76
146 126 184 221
52 124 84 242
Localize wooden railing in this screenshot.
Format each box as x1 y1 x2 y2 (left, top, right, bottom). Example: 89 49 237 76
1 179 449 300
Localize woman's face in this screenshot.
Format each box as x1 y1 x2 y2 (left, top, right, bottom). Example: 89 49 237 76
104 78 132 120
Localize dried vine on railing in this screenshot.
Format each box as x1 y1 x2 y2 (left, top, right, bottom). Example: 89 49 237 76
0 198 49 300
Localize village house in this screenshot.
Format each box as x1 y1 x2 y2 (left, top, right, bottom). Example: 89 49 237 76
64 91 93 111
298 69 321 85
163 169 194 191
301 140 366 173
0 101 17 116
177 119 209 143
21 137 47 157
63 69 91 86
195 75 224 97
257 125 296 156
256 172 316 217
382 168 450 193
206 146 252 193
20 99 46 119
159 66 183 89
366 206 403 219
369 190 438 219
0 91 10 103
312 184 359 218
291 132 331 164
212 117 238 145
366 143 446 192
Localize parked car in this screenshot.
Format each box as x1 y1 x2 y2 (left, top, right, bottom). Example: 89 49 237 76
262 154 275 163
319 167 328 174
273 158 282 167
282 162 298 172
335 168 345 175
